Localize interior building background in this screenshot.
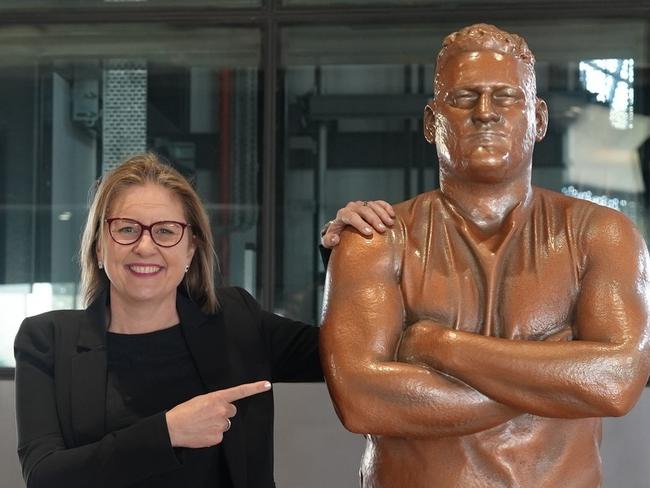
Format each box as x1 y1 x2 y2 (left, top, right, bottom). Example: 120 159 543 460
0 1 649 486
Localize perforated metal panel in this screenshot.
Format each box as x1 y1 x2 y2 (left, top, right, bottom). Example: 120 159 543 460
101 60 147 173
232 67 259 230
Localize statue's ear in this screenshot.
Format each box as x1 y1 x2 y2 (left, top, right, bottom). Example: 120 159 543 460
535 97 549 142
423 102 436 145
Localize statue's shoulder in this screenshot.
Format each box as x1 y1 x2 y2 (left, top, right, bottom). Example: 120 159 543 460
393 190 443 223
533 186 630 222
387 191 443 253
532 186 643 250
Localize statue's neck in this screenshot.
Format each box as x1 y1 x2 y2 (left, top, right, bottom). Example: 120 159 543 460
440 176 532 236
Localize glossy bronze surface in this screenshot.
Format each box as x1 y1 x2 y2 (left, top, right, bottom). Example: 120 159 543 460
321 23 650 488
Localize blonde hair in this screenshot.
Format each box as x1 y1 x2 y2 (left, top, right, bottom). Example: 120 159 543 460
80 152 219 313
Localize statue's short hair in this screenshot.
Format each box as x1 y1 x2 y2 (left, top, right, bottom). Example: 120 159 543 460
434 24 536 96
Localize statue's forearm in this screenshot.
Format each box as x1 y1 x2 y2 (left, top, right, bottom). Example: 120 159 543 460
400 322 646 418
323 356 519 438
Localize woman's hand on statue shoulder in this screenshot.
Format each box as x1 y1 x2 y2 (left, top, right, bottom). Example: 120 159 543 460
321 200 395 249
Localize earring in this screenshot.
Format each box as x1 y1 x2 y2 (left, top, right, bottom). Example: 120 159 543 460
98 261 103 270
184 264 190 273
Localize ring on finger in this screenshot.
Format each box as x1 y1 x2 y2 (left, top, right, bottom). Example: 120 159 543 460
225 418 232 432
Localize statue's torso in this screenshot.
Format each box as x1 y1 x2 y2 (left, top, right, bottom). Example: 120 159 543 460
400 188 586 340
363 188 603 488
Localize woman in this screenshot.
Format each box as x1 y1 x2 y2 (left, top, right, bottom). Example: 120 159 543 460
14 153 394 488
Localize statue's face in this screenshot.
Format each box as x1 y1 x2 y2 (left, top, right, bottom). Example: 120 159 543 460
431 50 545 184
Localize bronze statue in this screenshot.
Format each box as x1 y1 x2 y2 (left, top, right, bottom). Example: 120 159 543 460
320 24 650 488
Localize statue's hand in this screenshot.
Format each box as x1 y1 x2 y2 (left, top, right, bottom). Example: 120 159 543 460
321 200 395 249
397 320 449 368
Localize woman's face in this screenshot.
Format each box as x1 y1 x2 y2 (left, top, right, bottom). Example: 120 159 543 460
96 183 195 311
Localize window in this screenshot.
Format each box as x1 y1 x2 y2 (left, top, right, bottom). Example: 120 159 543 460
0 0 259 8
0 23 260 369
0 3 648 375
277 20 650 325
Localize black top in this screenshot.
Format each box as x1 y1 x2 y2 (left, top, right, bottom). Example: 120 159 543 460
15 287 322 488
106 324 231 487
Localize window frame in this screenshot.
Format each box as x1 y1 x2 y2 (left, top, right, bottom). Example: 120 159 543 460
1 0 649 378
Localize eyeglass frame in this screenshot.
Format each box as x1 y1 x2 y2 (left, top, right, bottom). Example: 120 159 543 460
105 217 192 248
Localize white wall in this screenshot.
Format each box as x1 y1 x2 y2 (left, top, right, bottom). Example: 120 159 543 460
602 388 650 488
1 380 649 487
0 380 22 487
274 384 650 488
274 383 365 488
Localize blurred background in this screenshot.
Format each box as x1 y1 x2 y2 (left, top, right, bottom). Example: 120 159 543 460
0 1 649 486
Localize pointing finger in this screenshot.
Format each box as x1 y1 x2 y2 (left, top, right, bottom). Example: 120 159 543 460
218 380 272 403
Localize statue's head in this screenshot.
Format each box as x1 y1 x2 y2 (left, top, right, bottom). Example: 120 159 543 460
424 24 548 185
434 24 536 100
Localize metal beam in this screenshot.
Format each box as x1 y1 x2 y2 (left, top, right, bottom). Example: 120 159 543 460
1 2 650 25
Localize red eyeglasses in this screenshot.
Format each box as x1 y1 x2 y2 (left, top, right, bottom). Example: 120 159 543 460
106 218 191 248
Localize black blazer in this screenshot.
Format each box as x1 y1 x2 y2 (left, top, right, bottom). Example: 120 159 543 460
14 287 322 488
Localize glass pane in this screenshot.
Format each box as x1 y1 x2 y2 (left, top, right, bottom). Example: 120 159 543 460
283 0 437 4
0 0 259 8
282 0 604 7
279 20 650 326
282 0 534 5
0 24 261 368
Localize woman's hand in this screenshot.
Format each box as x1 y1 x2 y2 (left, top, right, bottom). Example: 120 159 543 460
321 200 395 248
165 380 271 448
